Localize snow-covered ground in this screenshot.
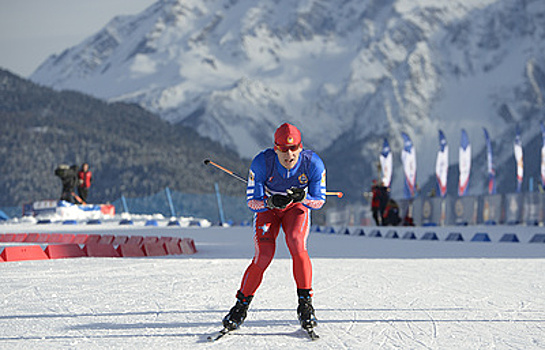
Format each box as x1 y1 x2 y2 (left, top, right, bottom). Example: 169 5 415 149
1 220 544 349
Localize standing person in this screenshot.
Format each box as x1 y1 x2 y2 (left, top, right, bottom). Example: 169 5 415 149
55 164 79 203
371 179 381 225
77 163 92 203
221 123 326 335
376 181 390 226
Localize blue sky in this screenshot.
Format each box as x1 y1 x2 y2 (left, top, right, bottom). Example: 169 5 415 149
0 0 156 77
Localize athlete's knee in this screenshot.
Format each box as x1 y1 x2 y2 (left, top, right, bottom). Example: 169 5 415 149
254 243 275 269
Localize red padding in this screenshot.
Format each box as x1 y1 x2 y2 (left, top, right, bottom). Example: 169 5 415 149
59 234 76 243
157 237 173 244
45 244 86 259
83 244 120 258
0 234 8 242
98 235 115 245
126 236 143 245
1 245 49 261
112 235 128 245
117 243 145 257
180 238 197 254
0 234 14 242
72 234 89 244
142 236 158 244
142 242 167 256
164 241 183 255
48 233 67 243
11 233 28 242
24 233 50 243
100 204 115 215
85 235 102 244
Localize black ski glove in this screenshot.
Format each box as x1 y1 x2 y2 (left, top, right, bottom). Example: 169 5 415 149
286 187 306 203
266 194 293 209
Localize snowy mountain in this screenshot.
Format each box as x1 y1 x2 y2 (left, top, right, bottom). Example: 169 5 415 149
30 0 545 198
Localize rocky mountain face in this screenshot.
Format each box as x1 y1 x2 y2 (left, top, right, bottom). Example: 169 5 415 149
29 0 545 199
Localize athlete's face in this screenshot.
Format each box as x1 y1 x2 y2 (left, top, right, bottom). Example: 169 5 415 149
275 144 302 169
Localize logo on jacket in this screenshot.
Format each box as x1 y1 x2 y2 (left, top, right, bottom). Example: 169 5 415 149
298 173 308 184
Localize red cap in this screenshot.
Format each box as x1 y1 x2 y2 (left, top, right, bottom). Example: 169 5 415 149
274 123 301 146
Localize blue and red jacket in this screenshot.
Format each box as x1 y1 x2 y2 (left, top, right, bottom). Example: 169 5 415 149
246 148 326 212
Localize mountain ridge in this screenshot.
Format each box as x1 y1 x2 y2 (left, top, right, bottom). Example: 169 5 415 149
0 68 250 207
28 0 545 199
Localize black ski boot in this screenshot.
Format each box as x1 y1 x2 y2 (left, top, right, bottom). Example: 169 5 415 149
297 289 317 329
222 291 253 331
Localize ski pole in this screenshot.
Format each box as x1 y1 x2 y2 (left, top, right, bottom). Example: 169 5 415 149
204 159 344 198
204 159 247 184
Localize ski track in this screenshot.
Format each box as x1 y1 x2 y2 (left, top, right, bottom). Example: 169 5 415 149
1 225 544 349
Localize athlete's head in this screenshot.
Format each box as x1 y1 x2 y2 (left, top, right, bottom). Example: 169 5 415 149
274 123 303 170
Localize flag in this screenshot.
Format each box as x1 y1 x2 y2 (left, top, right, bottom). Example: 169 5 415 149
435 130 448 197
401 132 417 199
379 138 393 188
514 125 524 193
458 129 471 196
541 122 545 190
483 128 496 195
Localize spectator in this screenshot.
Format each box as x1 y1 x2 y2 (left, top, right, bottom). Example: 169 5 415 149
371 180 381 225
376 181 390 226
383 198 401 226
55 164 80 203
78 163 92 203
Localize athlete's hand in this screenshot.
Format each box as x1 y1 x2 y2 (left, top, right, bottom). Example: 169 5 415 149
266 194 293 209
286 187 306 203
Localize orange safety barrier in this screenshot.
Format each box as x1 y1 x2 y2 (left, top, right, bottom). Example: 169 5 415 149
142 242 168 256
45 244 87 259
1 245 49 262
83 243 120 258
117 243 146 257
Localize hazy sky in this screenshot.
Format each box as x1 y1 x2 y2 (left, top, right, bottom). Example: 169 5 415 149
0 0 156 77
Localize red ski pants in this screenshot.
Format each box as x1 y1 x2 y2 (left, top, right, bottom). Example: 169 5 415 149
239 203 312 296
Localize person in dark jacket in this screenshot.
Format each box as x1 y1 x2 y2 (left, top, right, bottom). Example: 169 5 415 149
55 164 80 203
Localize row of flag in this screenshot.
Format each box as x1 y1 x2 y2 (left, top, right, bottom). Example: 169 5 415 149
379 123 545 199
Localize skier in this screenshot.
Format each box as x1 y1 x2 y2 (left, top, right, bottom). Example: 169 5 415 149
221 122 326 336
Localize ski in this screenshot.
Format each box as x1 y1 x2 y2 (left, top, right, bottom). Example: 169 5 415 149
303 327 320 341
207 327 231 342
